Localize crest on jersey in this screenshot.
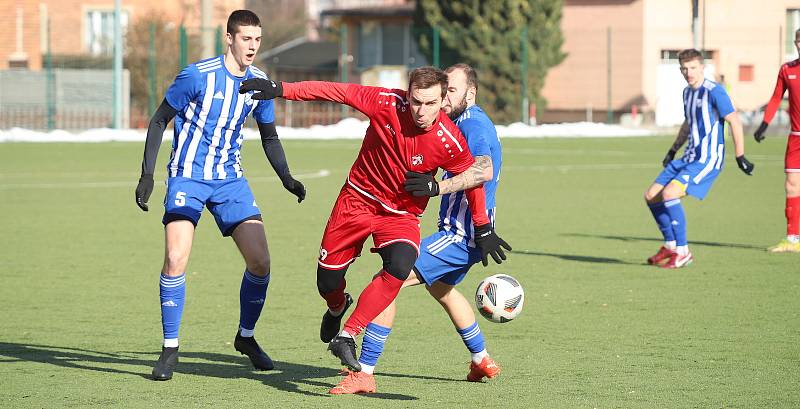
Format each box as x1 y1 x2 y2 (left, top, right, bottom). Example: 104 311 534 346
412 154 423 166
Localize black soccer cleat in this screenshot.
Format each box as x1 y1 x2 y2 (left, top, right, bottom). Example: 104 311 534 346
152 346 179 381
320 293 353 343
234 331 274 370
328 335 361 372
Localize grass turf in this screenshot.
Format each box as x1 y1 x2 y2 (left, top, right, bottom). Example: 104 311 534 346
0 136 798 408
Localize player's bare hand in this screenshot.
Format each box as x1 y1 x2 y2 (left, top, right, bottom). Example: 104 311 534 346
736 155 754 175
753 121 768 143
135 174 154 211
662 149 677 167
282 176 306 203
474 223 512 266
239 78 283 100
403 171 439 197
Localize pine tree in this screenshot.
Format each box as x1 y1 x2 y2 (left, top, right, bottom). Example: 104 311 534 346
414 0 565 124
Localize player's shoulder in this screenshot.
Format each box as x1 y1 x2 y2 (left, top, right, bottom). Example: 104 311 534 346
457 105 494 128
785 59 800 69
248 65 269 79
189 55 223 74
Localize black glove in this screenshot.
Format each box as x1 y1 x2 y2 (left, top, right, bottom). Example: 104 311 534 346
753 121 768 143
239 78 283 100
662 149 677 167
736 155 754 175
403 171 439 197
474 223 512 266
135 174 154 211
281 176 306 203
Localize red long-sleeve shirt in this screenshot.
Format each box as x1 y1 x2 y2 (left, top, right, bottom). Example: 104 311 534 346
763 59 800 132
282 81 489 224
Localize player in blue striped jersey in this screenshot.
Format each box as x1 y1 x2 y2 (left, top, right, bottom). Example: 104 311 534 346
645 49 754 269
134 10 305 381
330 64 510 394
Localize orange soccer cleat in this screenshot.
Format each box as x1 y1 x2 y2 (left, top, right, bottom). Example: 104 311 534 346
659 251 693 269
329 371 377 394
647 246 675 265
467 356 501 382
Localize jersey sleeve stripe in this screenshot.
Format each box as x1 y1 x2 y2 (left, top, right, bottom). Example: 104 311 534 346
438 122 464 152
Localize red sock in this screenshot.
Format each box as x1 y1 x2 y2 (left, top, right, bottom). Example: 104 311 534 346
320 278 347 311
342 271 403 336
787 196 800 236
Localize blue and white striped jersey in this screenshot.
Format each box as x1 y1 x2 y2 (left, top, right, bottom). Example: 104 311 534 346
164 55 275 180
680 79 735 169
438 105 502 247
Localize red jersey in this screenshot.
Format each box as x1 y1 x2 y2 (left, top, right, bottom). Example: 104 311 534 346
282 81 475 216
764 59 800 132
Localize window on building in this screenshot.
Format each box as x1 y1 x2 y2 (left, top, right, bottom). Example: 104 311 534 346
738 65 754 82
788 9 800 61
357 21 424 69
85 9 129 56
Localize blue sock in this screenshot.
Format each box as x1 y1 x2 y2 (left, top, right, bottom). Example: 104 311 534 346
358 323 392 368
457 321 486 354
239 270 269 335
664 199 687 246
160 273 186 347
648 201 675 243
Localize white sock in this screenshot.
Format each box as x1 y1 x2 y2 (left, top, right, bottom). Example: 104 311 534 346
676 245 689 256
471 349 488 364
360 363 375 374
788 235 800 243
665 240 677 250
239 327 254 337
163 338 179 348
339 330 354 339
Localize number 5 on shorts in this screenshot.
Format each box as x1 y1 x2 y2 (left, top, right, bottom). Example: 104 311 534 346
175 191 186 206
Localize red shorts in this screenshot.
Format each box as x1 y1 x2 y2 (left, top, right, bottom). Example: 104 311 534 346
787 135 800 173
318 187 421 270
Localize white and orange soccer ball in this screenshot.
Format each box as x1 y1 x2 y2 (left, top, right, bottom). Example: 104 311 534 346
475 274 524 323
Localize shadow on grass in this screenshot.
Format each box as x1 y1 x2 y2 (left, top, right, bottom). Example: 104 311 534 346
0 342 452 400
510 249 640 265
563 233 764 250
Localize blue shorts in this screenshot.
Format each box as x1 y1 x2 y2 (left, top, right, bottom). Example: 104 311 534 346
163 177 261 236
654 159 721 200
414 230 483 286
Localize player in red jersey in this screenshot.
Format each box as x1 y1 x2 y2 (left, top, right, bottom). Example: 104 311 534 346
239 66 510 370
754 29 800 253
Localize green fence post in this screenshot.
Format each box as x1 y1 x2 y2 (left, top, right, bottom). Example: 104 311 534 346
215 25 223 56
148 23 157 115
521 26 529 125
607 26 613 124
45 18 55 130
340 23 348 117
179 25 187 69
432 27 440 68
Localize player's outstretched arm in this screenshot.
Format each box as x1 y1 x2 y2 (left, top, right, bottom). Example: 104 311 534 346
403 156 493 197
725 111 754 175
257 121 305 203
438 155 493 195
663 121 689 167
136 99 177 211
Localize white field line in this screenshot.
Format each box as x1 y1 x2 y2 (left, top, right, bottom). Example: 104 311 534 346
0 169 332 190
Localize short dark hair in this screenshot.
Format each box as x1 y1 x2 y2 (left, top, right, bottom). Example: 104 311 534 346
678 49 704 65
407 66 448 98
227 10 261 35
445 63 478 92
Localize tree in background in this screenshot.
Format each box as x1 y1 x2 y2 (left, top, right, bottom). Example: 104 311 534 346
414 0 565 124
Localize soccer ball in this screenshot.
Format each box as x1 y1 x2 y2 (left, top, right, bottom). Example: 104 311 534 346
475 274 524 323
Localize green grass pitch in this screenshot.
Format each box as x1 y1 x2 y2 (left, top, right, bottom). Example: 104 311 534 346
1 136 798 408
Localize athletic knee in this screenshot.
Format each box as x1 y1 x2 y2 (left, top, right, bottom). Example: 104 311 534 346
379 243 418 281
317 266 346 294
246 255 270 277
786 178 800 196
163 253 189 276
